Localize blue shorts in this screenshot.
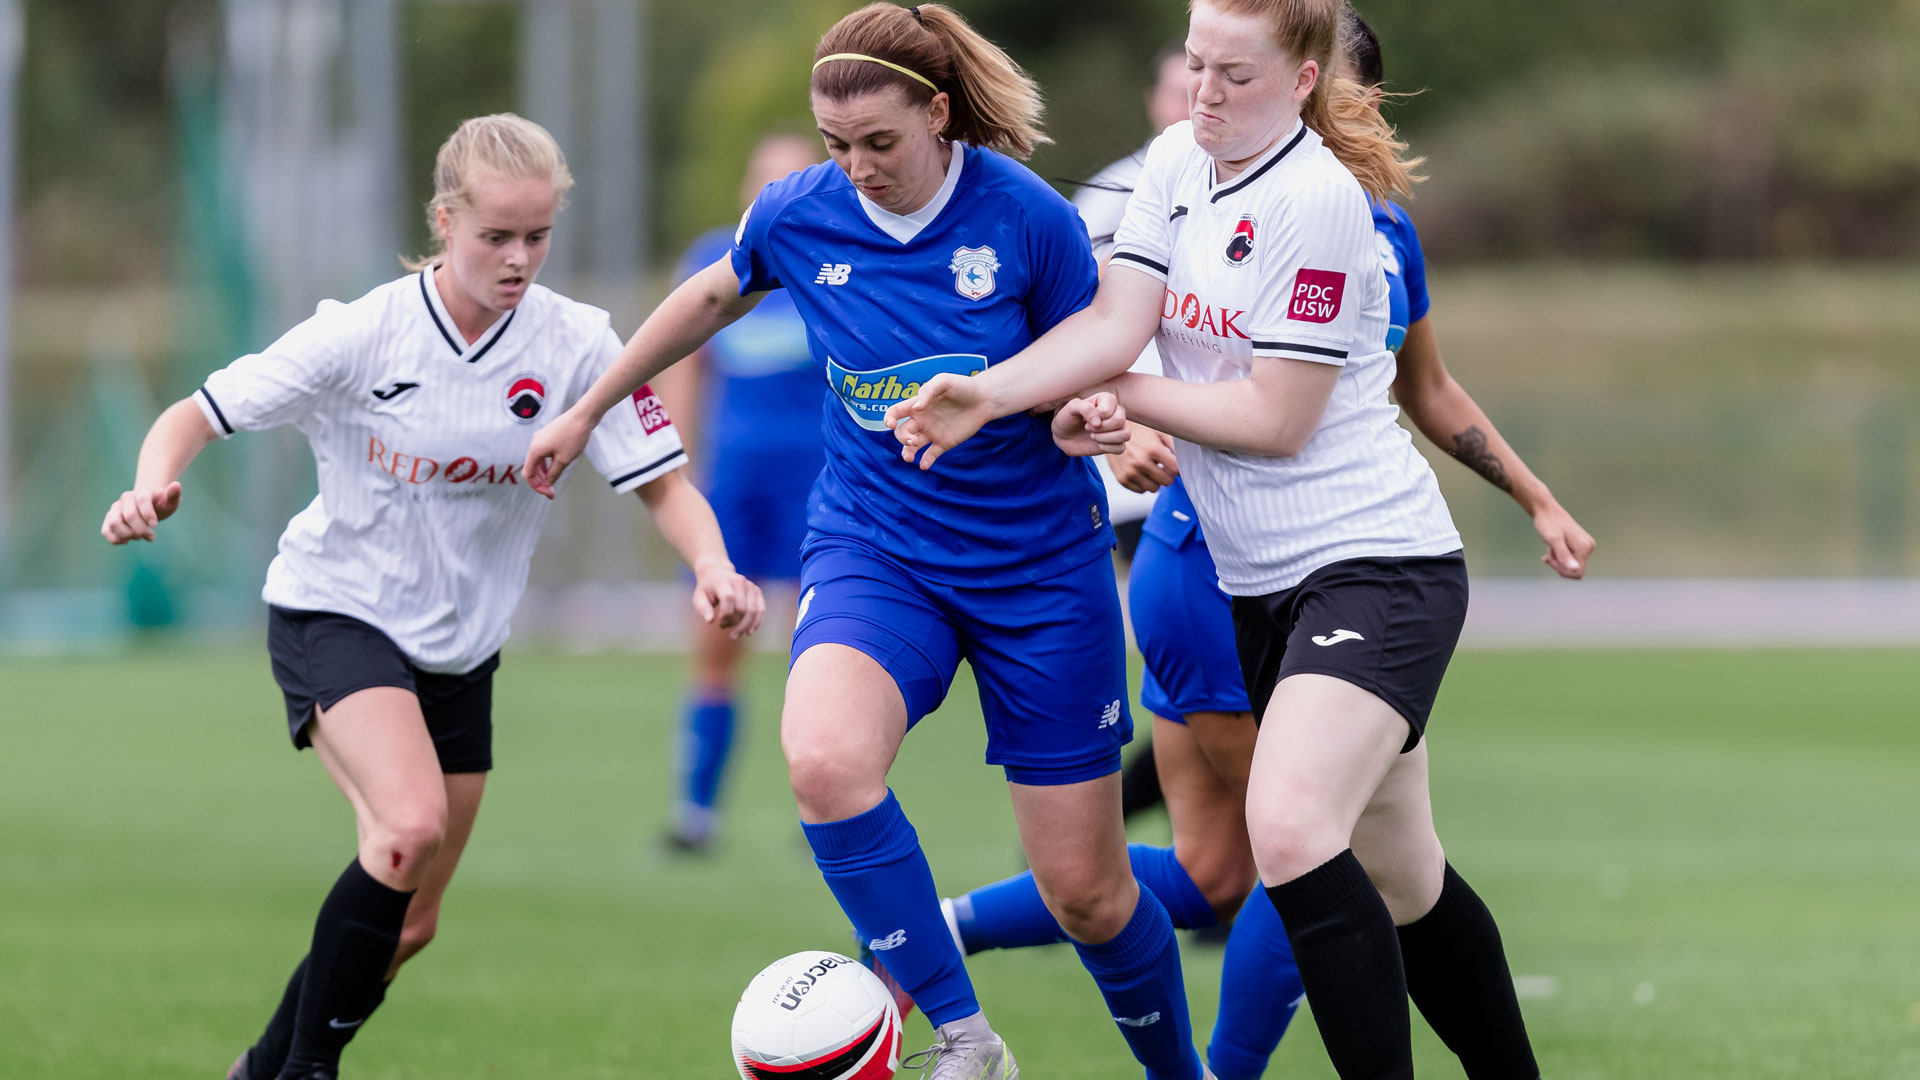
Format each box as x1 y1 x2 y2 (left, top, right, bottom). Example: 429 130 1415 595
789 537 1132 786
703 446 821 581
1129 529 1252 723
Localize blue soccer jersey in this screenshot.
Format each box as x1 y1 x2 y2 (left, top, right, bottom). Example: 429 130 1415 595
1372 199 1430 354
731 144 1113 588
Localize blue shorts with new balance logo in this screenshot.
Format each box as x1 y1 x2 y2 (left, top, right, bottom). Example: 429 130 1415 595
790 536 1133 786
1129 479 1252 722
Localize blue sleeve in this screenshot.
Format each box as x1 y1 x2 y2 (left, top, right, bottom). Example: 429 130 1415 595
729 185 789 295
1022 196 1100 337
1396 209 1431 324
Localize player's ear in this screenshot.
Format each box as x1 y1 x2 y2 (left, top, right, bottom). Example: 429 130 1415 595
927 91 950 139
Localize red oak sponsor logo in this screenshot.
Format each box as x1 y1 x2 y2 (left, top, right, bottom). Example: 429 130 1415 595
632 384 673 435
1161 289 1249 340
367 436 523 486
1287 269 1345 324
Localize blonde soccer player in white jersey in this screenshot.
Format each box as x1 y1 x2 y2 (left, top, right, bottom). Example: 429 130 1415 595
100 115 762 1080
891 1 1554 1076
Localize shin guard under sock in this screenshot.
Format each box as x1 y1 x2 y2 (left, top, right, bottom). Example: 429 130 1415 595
1265 850 1412 1080
802 791 980 1026
1071 886 1203 1080
1397 864 1540 1079
277 858 413 1078
1207 889 1305 1080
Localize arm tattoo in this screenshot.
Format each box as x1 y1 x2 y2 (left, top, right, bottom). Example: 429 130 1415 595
1448 425 1513 494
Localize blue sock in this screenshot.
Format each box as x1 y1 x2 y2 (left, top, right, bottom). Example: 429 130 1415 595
801 791 979 1027
1207 889 1306 1080
1072 886 1204 1080
954 844 1217 954
677 696 735 812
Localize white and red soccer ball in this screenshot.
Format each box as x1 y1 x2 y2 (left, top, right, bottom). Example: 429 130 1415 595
731 951 902 1080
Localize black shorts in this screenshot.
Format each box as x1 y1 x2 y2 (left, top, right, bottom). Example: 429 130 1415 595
1230 552 1467 752
266 605 497 774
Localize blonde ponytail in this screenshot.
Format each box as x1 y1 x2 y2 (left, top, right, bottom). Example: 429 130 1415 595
404 113 576 271
811 3 1050 160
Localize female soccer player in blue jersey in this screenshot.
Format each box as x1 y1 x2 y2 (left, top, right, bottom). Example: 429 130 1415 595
893 0 1592 1075
656 133 826 852
526 5 1208 1078
938 12 1596 1079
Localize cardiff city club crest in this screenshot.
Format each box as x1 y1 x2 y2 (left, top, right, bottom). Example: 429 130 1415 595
949 246 1001 301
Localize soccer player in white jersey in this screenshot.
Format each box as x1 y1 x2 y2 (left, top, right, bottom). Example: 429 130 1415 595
892 1 1557 1076
100 114 762 1080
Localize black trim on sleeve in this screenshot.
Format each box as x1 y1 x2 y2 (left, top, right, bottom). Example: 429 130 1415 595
1169 205 1189 221
608 447 688 490
418 272 463 356
198 386 234 435
464 310 516 365
1252 340 1349 359
1211 125 1309 203
1109 250 1169 275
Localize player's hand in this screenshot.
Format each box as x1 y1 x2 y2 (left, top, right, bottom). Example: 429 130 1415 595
524 408 595 499
692 557 764 640
887 373 995 471
1051 393 1130 458
100 481 183 544
1106 422 1177 491
1533 502 1594 579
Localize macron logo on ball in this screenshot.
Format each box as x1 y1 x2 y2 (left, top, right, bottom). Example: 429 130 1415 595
1288 269 1346 324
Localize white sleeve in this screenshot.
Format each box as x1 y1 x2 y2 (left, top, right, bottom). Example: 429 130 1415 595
1246 181 1375 367
195 302 352 436
580 327 688 493
1107 126 1187 283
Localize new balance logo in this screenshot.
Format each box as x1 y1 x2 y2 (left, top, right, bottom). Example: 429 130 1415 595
1312 629 1365 647
1098 700 1122 729
372 381 420 401
1113 1012 1161 1028
797 586 817 624
868 929 908 951
815 263 852 285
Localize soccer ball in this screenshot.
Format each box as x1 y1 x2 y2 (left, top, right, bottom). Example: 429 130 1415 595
731 951 903 1080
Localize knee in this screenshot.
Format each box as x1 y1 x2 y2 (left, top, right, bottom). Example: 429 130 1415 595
1246 795 1347 885
783 741 883 822
1036 866 1138 943
1180 851 1259 922
366 805 447 884
1365 837 1446 925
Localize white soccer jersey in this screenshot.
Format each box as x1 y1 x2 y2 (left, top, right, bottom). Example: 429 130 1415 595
1109 121 1460 595
1074 142 1164 525
195 269 686 673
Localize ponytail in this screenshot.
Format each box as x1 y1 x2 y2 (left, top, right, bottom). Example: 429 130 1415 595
811 3 1050 159
1198 0 1421 202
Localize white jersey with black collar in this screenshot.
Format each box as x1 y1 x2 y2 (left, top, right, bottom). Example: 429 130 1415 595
1109 121 1459 595
194 269 686 673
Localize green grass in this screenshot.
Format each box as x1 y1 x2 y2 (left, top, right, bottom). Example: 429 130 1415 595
3 646 1918 1078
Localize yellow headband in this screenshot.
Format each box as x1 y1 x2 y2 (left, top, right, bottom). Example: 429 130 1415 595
812 53 939 93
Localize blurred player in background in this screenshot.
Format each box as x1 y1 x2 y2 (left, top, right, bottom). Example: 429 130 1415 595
653 133 825 853
892 0 1594 1073
101 114 761 1080
525 6 1210 1078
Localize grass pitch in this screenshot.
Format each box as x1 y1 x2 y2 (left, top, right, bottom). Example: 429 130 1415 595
2 645 1917 1079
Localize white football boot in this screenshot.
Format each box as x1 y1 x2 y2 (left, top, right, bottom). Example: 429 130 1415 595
902 1012 1018 1079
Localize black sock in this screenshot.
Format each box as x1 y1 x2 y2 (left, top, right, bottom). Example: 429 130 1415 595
277 858 414 1078
1119 742 1164 820
1265 850 1413 1080
1397 864 1539 1080
242 955 307 1079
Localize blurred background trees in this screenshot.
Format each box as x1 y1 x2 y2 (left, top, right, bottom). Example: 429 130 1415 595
15 0 1920 289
